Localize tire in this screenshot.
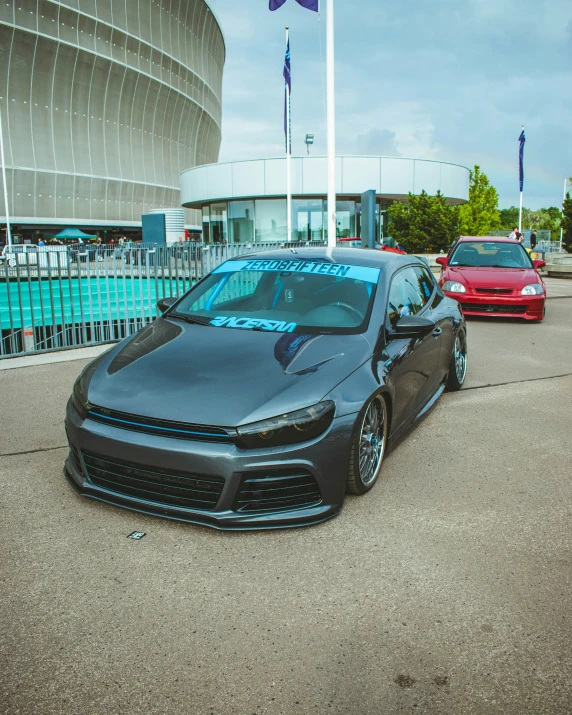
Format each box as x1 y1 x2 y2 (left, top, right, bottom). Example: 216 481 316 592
446 329 467 391
346 394 389 495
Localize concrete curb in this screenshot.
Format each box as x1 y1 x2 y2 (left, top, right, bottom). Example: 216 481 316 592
0 344 113 371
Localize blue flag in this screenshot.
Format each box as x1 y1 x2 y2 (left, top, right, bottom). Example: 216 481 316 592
518 129 525 192
270 0 319 11
284 38 291 153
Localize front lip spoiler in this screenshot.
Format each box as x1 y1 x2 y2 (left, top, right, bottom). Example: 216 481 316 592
63 465 340 532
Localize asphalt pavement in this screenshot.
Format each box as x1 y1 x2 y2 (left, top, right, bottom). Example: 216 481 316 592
1 289 571 715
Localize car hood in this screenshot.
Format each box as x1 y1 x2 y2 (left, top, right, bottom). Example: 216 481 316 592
445 266 540 289
86 318 372 427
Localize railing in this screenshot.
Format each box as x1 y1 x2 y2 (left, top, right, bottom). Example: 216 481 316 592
0 241 326 358
487 229 563 253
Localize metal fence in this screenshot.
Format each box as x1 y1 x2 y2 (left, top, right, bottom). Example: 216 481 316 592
0 241 326 358
487 229 563 253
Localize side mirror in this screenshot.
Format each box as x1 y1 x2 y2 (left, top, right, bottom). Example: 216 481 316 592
533 259 545 270
435 256 448 267
392 315 436 336
157 296 177 314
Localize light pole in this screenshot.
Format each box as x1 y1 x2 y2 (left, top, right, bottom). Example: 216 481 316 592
304 133 314 155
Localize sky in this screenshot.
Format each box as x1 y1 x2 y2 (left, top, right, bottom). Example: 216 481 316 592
207 0 572 210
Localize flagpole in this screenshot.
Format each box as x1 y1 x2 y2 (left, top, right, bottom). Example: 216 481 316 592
0 99 12 248
326 0 336 247
560 177 566 250
286 27 292 243
518 125 524 233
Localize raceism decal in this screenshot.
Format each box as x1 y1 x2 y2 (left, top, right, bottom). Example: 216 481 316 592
209 316 296 332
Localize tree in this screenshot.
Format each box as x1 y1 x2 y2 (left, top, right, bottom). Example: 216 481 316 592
499 206 519 229
388 190 459 253
522 207 561 233
458 165 501 236
500 205 562 235
562 182 572 252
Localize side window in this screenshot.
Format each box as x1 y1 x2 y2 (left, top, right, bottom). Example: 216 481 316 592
414 266 435 302
387 267 427 325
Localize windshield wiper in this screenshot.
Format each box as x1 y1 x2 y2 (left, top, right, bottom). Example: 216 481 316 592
169 313 212 326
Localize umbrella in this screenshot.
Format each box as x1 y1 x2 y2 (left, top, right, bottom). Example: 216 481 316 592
49 228 98 241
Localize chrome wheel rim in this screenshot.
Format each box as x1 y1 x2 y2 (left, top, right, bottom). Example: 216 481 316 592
454 334 467 384
358 397 386 485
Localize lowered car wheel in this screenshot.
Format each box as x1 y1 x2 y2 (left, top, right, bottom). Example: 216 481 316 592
446 330 467 392
346 394 388 495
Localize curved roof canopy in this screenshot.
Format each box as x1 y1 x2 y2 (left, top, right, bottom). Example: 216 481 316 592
181 156 471 208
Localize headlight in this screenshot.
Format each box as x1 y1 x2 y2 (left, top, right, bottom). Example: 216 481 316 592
521 284 543 295
237 401 335 448
442 281 467 293
70 357 102 419
71 378 90 419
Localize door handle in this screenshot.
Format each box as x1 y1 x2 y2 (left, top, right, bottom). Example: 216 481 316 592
432 327 442 337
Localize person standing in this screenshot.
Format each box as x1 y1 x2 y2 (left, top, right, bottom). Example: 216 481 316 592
530 230 537 250
508 226 518 240
38 238 45 246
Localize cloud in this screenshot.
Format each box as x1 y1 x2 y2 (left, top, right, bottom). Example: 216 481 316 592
354 128 399 157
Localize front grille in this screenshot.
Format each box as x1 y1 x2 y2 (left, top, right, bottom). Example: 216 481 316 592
87 406 233 443
463 303 526 314
474 288 513 294
234 469 322 513
82 451 224 511
66 431 84 475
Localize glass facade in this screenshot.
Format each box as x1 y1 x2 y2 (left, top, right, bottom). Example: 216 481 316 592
228 200 255 243
200 198 391 244
254 199 288 242
293 199 324 242
209 203 228 244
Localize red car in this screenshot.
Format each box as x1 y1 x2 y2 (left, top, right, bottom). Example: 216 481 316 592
337 237 406 254
436 236 546 321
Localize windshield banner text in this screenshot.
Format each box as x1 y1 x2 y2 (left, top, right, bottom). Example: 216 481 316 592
212 260 380 284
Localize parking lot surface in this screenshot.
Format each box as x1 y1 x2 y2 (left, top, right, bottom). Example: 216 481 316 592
1 292 571 715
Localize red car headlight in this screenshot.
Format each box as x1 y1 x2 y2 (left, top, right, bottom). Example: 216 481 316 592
521 284 543 296
442 281 467 293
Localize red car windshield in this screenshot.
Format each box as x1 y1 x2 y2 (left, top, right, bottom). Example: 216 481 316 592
450 241 533 269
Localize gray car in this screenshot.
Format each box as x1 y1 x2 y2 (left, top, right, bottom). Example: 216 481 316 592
65 247 467 529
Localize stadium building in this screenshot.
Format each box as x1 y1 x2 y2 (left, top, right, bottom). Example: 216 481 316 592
0 0 224 244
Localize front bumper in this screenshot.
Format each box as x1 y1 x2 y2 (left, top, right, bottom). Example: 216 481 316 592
444 292 545 320
64 401 357 530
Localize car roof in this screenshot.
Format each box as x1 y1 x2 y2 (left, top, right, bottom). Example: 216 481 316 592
457 236 516 244
225 246 417 269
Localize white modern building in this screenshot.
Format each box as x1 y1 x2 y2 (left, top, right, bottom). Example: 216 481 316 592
181 156 470 243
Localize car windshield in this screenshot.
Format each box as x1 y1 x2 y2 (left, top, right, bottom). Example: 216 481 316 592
449 241 533 269
171 257 381 335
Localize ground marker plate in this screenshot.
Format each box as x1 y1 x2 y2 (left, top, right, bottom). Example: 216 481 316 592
127 531 146 540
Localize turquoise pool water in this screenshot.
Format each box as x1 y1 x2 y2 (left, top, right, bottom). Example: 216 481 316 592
0 276 188 331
